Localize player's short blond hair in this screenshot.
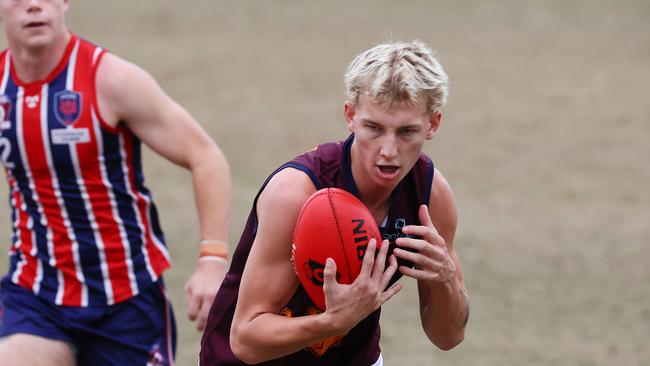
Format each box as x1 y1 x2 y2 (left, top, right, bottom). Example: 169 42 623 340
344 40 449 115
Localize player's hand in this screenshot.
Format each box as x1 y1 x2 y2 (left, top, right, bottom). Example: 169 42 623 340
184 259 227 331
321 238 402 334
394 204 456 285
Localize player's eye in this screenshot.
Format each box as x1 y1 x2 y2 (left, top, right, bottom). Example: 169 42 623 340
366 123 380 131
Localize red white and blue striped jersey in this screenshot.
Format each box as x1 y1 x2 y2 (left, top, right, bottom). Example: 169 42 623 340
0 34 170 307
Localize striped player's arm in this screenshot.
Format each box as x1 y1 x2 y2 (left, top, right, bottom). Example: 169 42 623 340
95 52 231 331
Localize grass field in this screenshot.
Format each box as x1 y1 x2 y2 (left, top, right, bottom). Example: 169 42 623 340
1 1 649 364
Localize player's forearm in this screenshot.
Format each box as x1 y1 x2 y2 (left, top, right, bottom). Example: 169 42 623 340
230 312 341 364
420 279 468 350
191 144 231 243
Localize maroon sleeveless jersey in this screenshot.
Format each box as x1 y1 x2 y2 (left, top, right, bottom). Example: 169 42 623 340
200 134 434 365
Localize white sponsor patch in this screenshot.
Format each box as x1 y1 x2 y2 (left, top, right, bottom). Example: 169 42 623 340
51 128 90 144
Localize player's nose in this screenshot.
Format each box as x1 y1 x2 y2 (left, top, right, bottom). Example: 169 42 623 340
379 134 398 159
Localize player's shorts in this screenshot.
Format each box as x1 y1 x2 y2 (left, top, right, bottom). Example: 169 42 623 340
0 277 176 366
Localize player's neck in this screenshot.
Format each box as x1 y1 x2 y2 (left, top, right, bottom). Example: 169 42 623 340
352 170 395 224
9 31 71 83
363 196 392 228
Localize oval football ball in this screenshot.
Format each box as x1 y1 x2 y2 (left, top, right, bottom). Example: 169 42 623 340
292 188 381 310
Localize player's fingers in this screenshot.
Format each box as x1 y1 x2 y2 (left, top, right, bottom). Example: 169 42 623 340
380 254 399 289
394 242 445 265
399 265 443 281
196 301 209 331
418 204 434 228
358 239 377 279
396 236 434 252
400 224 438 238
400 225 443 247
370 239 389 280
186 288 200 321
323 258 339 289
197 317 207 332
380 282 402 304
187 296 200 321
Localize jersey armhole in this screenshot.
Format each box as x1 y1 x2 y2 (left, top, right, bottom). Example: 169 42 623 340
281 162 322 190
91 50 122 134
0 50 10 92
424 159 435 205
254 162 322 205
251 162 322 228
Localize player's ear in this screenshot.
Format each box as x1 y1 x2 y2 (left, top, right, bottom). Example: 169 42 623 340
425 111 441 140
344 101 356 132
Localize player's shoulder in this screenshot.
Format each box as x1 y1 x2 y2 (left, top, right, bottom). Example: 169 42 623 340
263 167 317 203
417 150 433 164
95 51 162 122
96 53 152 89
264 166 315 196
428 167 457 231
299 139 345 161
430 167 453 202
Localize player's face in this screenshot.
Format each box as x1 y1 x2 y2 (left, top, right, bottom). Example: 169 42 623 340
345 94 440 190
0 0 69 49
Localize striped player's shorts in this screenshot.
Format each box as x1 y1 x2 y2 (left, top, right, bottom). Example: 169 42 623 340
0 277 176 365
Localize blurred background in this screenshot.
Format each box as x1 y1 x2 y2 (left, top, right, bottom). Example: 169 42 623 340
1 0 649 364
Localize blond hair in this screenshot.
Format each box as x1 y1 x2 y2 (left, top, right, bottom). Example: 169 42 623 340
344 40 449 115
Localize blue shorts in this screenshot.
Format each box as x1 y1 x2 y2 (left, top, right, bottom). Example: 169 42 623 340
0 278 176 366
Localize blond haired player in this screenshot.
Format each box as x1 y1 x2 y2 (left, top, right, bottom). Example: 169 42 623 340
200 40 469 365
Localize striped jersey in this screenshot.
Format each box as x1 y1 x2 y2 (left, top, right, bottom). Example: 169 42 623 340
0 34 170 307
200 134 434 365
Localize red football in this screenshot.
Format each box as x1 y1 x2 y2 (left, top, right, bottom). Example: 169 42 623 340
292 187 381 310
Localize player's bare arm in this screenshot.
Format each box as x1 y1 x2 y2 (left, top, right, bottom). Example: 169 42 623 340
230 168 400 364
230 168 321 363
96 53 231 331
394 168 468 349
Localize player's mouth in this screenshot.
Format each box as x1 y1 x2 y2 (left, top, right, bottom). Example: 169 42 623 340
25 21 48 29
376 165 400 179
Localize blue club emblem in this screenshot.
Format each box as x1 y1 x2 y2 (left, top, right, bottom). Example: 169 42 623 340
54 90 82 126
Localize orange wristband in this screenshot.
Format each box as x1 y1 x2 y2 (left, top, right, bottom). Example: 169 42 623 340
199 240 228 260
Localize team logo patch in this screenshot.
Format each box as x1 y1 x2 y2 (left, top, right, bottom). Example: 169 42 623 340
54 90 82 126
0 94 11 123
25 95 40 109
